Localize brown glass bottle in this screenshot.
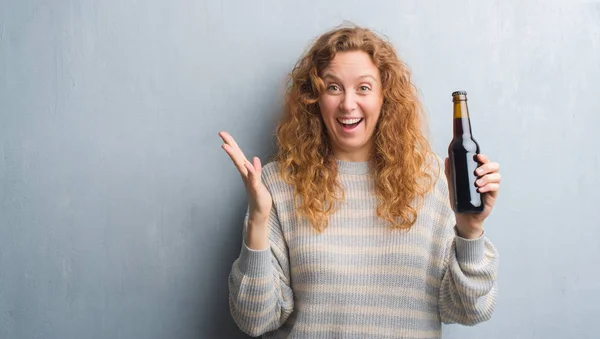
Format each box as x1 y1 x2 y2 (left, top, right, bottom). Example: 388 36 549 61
448 91 484 213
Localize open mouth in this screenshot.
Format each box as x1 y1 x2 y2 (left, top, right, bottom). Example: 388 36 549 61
336 118 363 130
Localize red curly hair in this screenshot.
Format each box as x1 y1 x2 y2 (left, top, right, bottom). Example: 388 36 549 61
274 24 439 231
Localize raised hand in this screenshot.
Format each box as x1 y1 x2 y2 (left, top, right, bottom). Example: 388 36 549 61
219 131 272 223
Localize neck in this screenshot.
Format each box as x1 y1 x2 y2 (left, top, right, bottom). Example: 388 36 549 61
331 143 373 162
335 158 371 175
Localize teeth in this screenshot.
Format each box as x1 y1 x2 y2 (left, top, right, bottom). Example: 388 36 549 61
337 118 362 124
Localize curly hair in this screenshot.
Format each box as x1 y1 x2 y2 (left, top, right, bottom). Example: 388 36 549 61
274 24 439 232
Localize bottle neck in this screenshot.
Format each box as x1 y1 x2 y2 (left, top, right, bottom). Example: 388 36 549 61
453 100 473 137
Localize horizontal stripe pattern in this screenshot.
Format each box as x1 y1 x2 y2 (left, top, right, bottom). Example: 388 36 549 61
287 324 441 339
292 283 439 310
229 158 499 338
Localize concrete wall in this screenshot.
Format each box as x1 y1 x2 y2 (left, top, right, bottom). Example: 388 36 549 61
1 0 598 338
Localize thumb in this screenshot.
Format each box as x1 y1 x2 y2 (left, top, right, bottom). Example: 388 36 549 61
444 157 450 180
248 157 262 186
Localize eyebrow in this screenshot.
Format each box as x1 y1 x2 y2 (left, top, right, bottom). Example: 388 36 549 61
322 74 378 82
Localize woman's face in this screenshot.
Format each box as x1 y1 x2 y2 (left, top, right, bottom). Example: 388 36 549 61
318 51 384 162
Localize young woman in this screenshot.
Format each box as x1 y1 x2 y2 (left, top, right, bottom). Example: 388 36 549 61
219 24 501 339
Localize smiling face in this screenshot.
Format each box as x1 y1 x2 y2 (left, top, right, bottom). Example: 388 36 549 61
318 51 384 162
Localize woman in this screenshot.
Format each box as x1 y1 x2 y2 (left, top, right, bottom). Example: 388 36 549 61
219 24 501 339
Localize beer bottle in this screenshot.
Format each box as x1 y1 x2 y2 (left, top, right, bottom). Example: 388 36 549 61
448 90 484 213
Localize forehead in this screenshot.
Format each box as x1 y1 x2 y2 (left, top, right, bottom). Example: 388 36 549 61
323 51 380 79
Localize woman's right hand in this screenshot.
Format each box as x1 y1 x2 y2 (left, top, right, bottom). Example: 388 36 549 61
219 131 273 223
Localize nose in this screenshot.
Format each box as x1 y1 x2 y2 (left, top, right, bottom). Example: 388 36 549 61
339 92 358 113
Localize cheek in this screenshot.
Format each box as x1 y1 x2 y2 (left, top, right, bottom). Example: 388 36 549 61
362 99 383 123
319 97 338 119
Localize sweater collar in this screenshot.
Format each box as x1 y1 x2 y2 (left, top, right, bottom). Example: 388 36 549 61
336 159 371 175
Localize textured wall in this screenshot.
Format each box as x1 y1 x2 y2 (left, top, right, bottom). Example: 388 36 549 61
1 0 599 338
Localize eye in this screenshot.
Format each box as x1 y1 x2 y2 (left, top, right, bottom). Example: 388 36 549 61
327 84 341 92
359 85 371 92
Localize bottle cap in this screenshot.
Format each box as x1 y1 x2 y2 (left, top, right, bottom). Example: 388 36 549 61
452 90 467 96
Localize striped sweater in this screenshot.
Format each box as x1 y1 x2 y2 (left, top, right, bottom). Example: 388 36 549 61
228 158 498 339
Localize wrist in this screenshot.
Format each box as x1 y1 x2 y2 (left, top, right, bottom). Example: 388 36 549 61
245 220 269 250
455 225 484 239
248 216 269 228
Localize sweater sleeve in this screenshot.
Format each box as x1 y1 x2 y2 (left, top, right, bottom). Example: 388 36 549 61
438 214 499 326
228 203 295 337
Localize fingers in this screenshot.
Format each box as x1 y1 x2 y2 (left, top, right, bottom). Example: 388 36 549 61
220 131 243 154
219 131 250 176
476 172 501 197
219 131 264 187
222 143 249 177
476 173 501 187
476 153 490 164
245 157 262 186
474 154 501 197
253 156 262 174
478 182 500 193
475 156 500 176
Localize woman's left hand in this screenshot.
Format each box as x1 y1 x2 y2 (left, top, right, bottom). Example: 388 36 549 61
444 154 501 239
